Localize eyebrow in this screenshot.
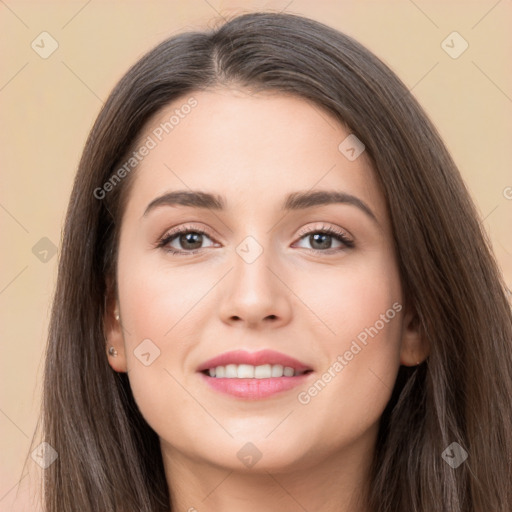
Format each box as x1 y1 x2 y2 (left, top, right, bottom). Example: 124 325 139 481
142 189 378 224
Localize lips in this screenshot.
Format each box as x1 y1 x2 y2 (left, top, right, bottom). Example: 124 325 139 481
197 349 314 399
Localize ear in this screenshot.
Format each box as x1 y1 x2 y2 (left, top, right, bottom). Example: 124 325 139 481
104 275 128 373
399 307 429 366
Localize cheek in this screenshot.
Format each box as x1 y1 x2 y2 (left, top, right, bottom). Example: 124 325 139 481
115 247 214 440
330 269 402 358
299 258 403 412
298 250 403 359
294 259 403 437
118 247 207 349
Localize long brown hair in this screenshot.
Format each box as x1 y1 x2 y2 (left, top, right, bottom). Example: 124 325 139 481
39 11 512 511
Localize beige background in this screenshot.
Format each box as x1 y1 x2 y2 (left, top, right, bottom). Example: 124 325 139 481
1 1 511 510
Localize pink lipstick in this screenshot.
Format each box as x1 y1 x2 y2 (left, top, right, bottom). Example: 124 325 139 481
197 349 314 399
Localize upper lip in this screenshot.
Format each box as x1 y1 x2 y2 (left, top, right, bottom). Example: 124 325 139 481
197 349 313 373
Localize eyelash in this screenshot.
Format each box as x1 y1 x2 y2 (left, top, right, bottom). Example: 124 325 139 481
156 223 355 256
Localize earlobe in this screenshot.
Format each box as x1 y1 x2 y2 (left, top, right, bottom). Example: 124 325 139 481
399 308 429 366
104 276 128 373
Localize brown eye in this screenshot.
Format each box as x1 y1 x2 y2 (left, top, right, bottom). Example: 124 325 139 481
158 226 217 255
294 226 355 253
177 232 205 250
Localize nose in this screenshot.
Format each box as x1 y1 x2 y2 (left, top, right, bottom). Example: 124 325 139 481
218 240 293 330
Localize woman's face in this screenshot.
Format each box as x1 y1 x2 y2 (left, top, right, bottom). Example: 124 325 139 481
106 88 423 474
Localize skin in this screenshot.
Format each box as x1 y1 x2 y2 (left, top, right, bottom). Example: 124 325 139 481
105 88 428 512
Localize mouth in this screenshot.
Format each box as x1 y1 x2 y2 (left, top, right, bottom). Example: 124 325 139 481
197 349 314 399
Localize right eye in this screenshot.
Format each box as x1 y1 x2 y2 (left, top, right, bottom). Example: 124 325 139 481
157 225 218 255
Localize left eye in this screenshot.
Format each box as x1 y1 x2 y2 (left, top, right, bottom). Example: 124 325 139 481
294 230 352 251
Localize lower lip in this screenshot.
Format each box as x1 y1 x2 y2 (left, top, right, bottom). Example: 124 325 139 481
199 372 312 399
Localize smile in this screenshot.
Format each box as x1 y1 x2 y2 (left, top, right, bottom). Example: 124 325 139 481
197 349 314 399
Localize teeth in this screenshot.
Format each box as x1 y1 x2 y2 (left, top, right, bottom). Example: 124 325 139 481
207 364 303 378
283 366 294 377
225 364 238 378
271 364 283 377
238 364 255 378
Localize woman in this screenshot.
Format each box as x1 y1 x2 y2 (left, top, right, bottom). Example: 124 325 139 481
40 11 512 512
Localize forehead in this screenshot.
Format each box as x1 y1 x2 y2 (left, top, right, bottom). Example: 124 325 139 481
124 88 388 225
